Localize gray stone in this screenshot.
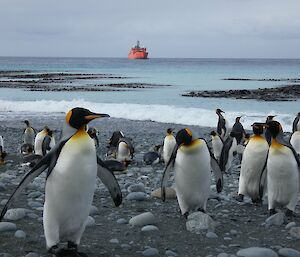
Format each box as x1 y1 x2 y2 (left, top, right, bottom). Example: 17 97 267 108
151 187 176 199
14 230 26 239
265 213 285 227
28 201 43 208
206 231 218 238
186 212 216 233
89 205 99 216
128 183 146 193
85 216 95 227
27 213 39 219
0 222 17 232
0 253 14 257
121 243 131 250
0 199 8 206
237 247 278 257
126 192 147 201
0 182 6 191
4 208 29 221
217 254 229 257
27 191 41 198
278 248 300 257
165 250 178 256
109 238 119 244
142 248 159 256
129 212 155 226
285 222 296 230
141 225 159 232
25 253 40 257
289 227 300 239
116 218 127 224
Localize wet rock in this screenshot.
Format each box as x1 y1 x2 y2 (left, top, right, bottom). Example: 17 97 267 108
285 222 296 230
0 182 6 191
0 222 17 232
0 199 8 206
128 183 146 193
186 212 216 233
142 247 159 256
85 216 95 227
24 253 40 257
165 250 178 257
4 208 30 221
0 254 14 257
89 205 99 216
116 218 127 224
289 227 300 239
206 231 218 238
265 213 285 227
217 254 229 257
237 247 278 257
126 192 147 201
14 230 26 239
151 187 176 199
141 225 159 232
129 212 155 226
278 248 300 257
109 238 119 244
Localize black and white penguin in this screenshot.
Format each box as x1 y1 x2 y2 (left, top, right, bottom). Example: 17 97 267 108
216 108 229 140
34 126 50 156
264 115 276 145
87 127 99 148
0 107 122 256
210 131 223 162
117 137 134 164
22 120 36 154
291 112 300 155
236 123 269 203
161 128 223 218
231 117 246 145
162 128 176 164
0 135 6 165
266 120 300 216
107 131 125 158
143 145 161 165
219 132 238 173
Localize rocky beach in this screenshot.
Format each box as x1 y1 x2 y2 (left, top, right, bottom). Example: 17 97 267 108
0 115 299 257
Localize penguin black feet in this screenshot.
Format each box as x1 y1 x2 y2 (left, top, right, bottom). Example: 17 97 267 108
183 212 189 219
234 194 244 202
269 209 276 216
252 198 262 206
197 208 206 213
48 243 88 257
285 209 294 217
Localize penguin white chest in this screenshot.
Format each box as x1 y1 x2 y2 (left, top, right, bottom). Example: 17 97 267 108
117 142 130 161
174 140 211 214
163 136 176 163
44 131 97 244
290 131 300 155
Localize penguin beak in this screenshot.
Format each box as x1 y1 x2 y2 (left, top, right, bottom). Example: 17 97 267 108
84 113 110 121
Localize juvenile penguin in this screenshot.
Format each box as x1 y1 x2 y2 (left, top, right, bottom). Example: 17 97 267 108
161 128 223 218
162 128 176 164
216 108 229 140
0 135 6 165
22 120 35 154
0 107 122 256
266 120 300 216
107 131 124 157
210 131 223 162
219 132 238 173
236 123 269 203
265 115 276 145
34 126 50 156
143 145 161 165
117 137 134 164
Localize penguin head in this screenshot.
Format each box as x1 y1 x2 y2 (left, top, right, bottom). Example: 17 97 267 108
297 112 300 117
166 128 173 135
216 109 224 115
266 115 276 122
265 120 283 138
235 117 241 123
66 107 110 130
24 120 30 126
251 123 264 135
176 128 193 146
210 131 217 137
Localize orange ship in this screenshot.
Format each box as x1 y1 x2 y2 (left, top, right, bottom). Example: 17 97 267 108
128 40 148 59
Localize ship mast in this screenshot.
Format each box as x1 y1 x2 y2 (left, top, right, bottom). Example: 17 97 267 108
136 40 140 49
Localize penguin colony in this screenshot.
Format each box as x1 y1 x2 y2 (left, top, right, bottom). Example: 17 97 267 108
0 107 299 256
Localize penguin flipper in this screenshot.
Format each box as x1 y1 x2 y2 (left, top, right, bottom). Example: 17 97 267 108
219 137 233 173
161 145 178 202
293 116 299 133
0 159 49 221
97 156 122 207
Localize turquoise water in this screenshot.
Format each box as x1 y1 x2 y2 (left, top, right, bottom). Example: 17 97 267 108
0 57 299 130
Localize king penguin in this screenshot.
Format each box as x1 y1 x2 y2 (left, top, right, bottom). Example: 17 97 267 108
266 120 300 216
216 108 229 140
34 126 50 156
236 123 269 203
264 115 276 145
219 132 238 173
162 128 176 164
161 128 223 218
210 131 223 162
117 137 134 164
0 107 122 256
291 112 300 155
0 135 6 165
22 120 36 154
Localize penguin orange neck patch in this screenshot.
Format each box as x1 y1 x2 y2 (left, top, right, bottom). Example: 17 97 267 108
180 139 201 152
65 110 72 125
270 139 284 149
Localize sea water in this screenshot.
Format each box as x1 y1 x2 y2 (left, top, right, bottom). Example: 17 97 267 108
0 57 299 131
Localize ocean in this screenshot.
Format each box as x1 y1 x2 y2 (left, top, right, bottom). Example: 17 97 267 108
0 57 299 131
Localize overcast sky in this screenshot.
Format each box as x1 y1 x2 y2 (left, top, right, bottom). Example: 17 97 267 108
0 0 299 58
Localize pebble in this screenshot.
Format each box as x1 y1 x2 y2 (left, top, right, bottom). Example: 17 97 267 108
165 250 178 256
4 208 29 221
126 192 147 201
24 253 40 257
285 222 296 230
0 199 8 206
85 216 95 227
141 225 159 232
151 187 176 199
116 218 127 224
217 254 229 257
186 212 216 233
27 213 39 219
28 201 43 208
128 183 146 193
278 248 300 257
0 222 17 232
265 213 285 227
0 182 6 191
289 227 300 239
27 191 42 198
0 253 14 257
206 231 218 238
142 248 159 256
237 247 278 257
129 212 156 226
89 205 99 216
14 229 26 239
109 238 119 244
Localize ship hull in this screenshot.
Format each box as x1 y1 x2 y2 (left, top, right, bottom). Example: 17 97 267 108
128 51 148 59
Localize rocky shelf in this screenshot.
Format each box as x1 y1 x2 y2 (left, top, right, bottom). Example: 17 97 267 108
182 84 300 101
